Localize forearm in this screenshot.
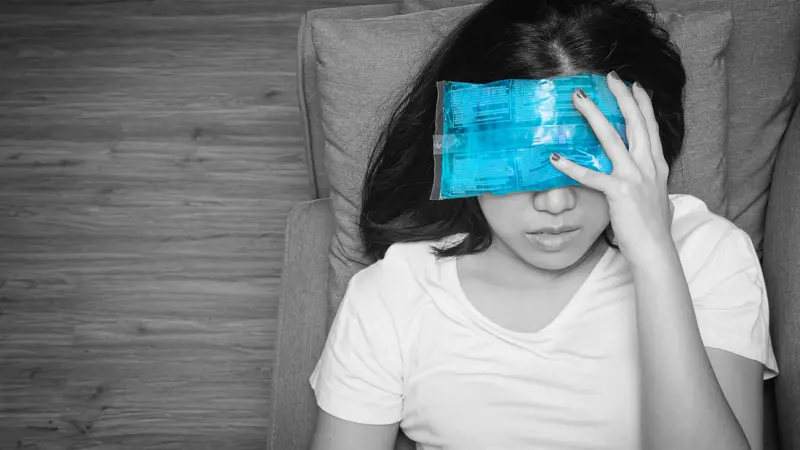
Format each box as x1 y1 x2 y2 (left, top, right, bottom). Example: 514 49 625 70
631 238 749 450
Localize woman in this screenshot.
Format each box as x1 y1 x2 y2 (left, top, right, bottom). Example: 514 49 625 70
309 0 778 448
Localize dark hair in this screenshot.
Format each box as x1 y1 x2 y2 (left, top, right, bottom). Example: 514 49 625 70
359 0 686 261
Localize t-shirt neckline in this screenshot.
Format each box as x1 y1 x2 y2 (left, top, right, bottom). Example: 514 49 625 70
445 245 615 341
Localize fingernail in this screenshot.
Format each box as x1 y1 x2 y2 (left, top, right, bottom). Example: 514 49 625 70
609 70 621 82
633 81 654 99
550 152 562 162
575 89 587 99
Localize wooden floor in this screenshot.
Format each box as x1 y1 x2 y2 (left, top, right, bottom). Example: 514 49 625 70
0 0 375 448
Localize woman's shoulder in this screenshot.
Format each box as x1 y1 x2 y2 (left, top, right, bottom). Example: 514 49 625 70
669 194 740 240
347 236 462 323
370 233 465 273
669 194 755 271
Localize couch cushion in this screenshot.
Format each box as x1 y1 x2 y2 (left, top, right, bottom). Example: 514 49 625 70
311 4 733 320
400 0 800 255
299 3 402 199
400 0 478 13
720 0 799 255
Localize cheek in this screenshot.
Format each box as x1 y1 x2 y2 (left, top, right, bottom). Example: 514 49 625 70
478 194 527 233
579 190 611 230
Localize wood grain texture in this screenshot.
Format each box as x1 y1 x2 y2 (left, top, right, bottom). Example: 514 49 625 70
0 0 378 448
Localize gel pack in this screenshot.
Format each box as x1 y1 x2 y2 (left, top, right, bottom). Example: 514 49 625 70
430 73 631 200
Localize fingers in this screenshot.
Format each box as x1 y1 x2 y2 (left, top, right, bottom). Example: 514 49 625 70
549 152 613 193
631 81 669 180
572 86 635 175
605 72 655 177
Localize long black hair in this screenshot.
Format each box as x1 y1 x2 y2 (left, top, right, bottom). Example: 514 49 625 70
359 0 686 261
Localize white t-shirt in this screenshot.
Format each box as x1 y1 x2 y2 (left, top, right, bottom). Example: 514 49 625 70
309 194 779 450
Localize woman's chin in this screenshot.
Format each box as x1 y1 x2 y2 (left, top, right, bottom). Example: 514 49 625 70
524 251 586 272
520 235 602 272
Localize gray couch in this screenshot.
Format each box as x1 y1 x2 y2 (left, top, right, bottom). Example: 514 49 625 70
268 1 800 449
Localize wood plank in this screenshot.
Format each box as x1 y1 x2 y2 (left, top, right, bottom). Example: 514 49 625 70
0 0 384 448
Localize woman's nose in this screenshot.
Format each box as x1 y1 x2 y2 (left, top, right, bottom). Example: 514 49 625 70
532 186 577 214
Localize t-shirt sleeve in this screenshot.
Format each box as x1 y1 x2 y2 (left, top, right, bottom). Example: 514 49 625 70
308 267 404 424
691 229 779 380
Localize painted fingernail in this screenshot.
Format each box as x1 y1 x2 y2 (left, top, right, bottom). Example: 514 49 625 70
575 89 587 99
550 152 562 162
609 70 621 82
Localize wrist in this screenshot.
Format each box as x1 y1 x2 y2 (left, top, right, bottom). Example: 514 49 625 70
623 232 680 273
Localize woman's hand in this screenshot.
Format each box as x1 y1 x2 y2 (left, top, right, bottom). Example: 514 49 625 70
550 71 675 266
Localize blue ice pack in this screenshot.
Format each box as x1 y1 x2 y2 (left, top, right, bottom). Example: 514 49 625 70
430 73 632 200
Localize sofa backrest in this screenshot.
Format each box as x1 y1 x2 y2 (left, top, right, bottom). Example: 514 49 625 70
298 0 800 255
297 3 401 200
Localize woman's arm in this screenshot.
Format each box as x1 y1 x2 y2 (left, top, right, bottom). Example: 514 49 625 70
631 239 758 450
310 409 399 450
706 347 764 449
549 75 768 450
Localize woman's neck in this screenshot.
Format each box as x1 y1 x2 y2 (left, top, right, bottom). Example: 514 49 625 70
478 236 609 290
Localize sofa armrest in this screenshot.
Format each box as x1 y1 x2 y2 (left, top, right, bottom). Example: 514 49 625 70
762 94 800 450
268 199 334 450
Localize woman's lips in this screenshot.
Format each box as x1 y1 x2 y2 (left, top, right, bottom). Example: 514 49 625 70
525 228 581 251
